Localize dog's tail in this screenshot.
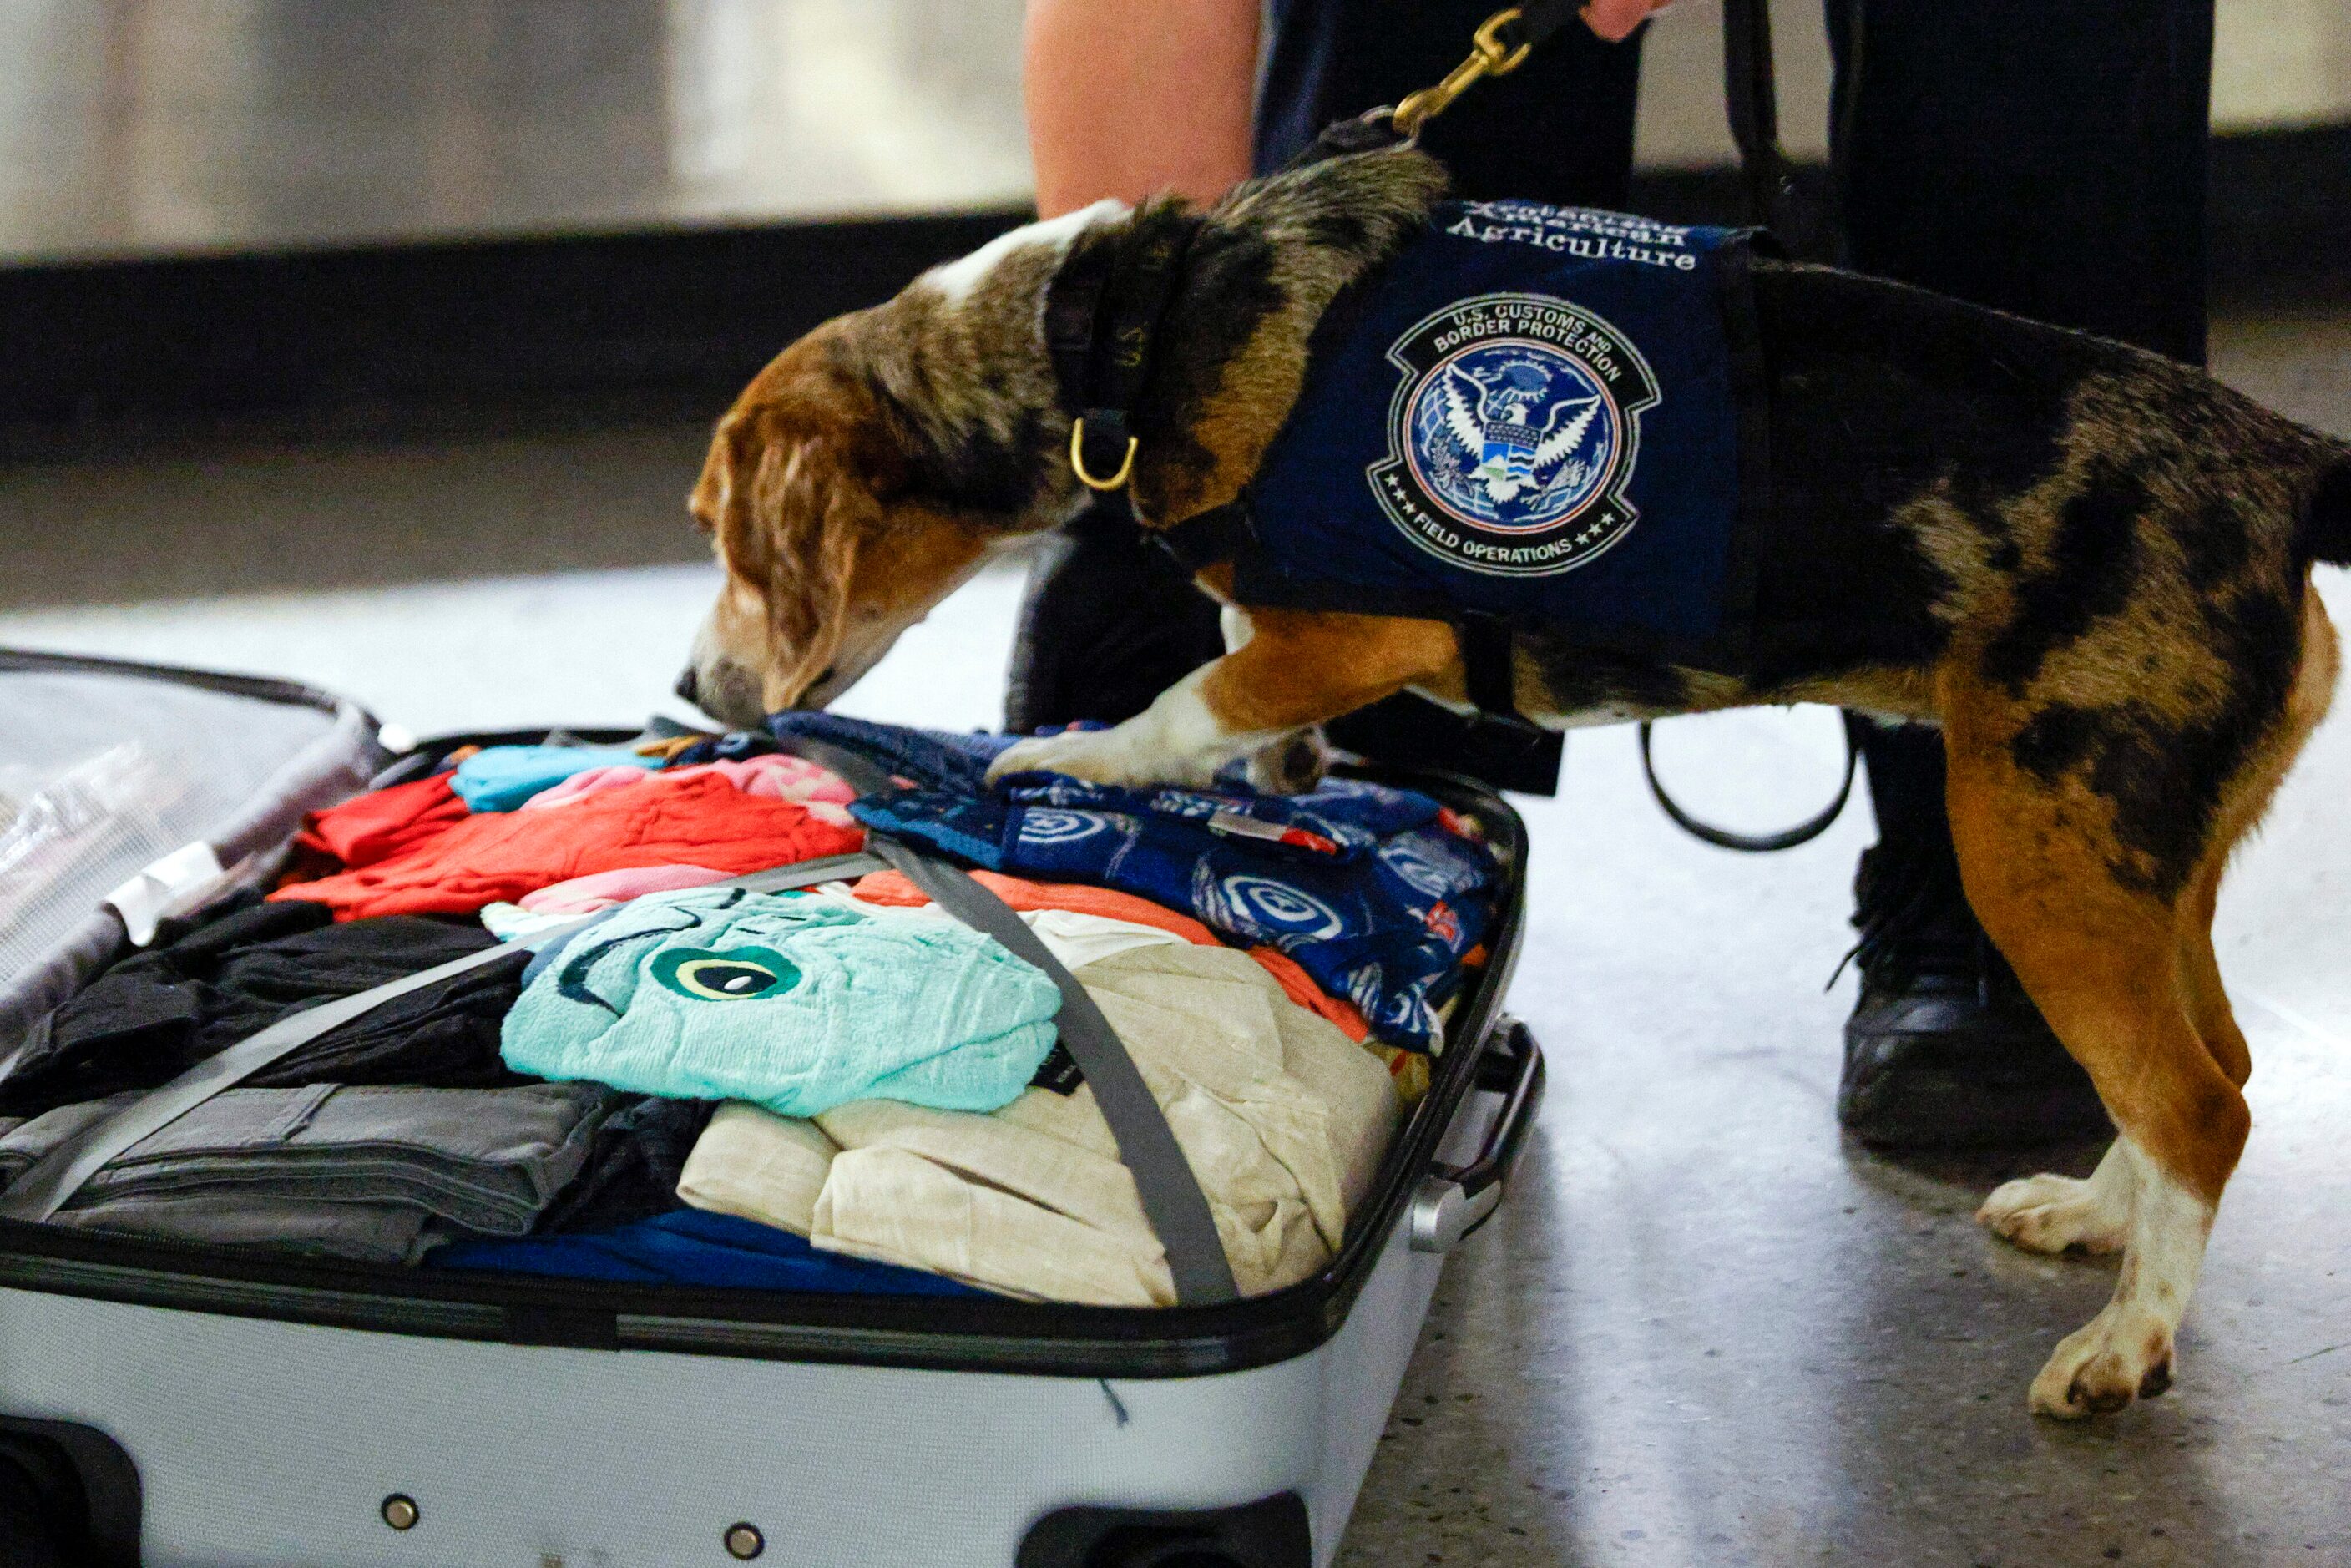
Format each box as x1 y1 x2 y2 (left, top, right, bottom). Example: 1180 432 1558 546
2301 447 2351 567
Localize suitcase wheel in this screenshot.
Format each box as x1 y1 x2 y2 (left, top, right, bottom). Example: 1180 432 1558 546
1019 1493 1310 1568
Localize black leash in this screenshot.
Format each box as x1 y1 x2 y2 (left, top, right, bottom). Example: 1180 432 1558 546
1720 0 1802 239
1636 718 1858 854
1636 0 1855 850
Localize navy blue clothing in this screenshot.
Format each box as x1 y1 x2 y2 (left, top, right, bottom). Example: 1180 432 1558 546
1238 200 1764 665
1825 0 2211 367
428 1208 982 1297
771 714 1499 1050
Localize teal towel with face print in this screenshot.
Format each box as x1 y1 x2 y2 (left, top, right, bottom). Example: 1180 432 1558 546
500 887 1062 1118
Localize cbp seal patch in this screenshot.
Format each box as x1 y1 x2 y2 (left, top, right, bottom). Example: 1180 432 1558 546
1368 291 1661 578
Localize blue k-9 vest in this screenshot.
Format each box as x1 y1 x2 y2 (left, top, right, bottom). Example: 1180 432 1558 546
1221 200 1771 672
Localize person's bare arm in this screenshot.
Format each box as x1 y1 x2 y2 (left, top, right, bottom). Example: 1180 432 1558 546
1023 0 1261 217
1582 0 1673 43
1023 0 1671 220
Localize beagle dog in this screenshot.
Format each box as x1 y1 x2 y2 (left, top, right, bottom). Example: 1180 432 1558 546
682 146 2351 1419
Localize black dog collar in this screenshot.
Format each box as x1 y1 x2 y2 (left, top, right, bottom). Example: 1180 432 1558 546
1043 212 1205 493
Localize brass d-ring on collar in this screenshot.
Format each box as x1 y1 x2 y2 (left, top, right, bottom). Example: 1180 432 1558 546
1069 417 1140 492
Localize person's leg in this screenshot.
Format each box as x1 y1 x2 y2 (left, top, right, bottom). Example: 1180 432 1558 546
1008 0 1646 733
1003 503 1229 732
1839 716 2115 1146
1006 0 1261 732
1827 0 2212 362
1827 0 2215 1147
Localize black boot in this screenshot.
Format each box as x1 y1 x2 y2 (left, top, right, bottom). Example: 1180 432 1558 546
1838 719 2111 1150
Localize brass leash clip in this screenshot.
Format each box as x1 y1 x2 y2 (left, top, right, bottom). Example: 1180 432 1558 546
1390 8 1534 139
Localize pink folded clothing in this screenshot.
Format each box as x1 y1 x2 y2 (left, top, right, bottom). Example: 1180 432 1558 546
516 864 733 916
520 755 857 825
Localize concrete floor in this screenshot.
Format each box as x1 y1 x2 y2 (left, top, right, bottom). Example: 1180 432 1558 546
2 309 2348 1565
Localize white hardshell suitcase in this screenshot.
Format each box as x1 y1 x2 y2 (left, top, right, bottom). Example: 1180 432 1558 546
0 648 1542 1568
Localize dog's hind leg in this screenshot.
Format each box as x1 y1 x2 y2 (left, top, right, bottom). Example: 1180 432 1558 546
1944 590 2337 1418
2173 590 2337 1095
1973 850 2249 1263
1967 827 2268 1263
1941 697 2247 1419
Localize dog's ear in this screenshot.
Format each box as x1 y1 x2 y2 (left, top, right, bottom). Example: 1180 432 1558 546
763 436 876 705
705 417 877 707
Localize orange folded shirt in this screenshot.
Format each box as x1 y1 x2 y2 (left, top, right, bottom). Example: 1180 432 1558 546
850 868 1373 1043
276 771 863 920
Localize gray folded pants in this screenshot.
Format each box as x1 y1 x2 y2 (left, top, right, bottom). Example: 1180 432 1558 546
0 1081 613 1265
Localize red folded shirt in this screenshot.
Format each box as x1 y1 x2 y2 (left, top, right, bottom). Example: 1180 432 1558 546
274 772 863 920
295 772 472 866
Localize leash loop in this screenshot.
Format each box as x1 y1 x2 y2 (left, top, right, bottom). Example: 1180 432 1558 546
1392 7 1533 137
1637 718 1858 853
1068 417 1139 492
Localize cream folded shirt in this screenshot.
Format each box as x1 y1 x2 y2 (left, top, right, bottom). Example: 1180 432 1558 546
677 928 1399 1306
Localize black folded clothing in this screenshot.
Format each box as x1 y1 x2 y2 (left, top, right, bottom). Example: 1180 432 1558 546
534 1094 715 1236
0 895 524 1118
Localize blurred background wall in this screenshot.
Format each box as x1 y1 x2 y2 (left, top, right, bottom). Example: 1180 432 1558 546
2 0 2344 262
0 0 1032 260
0 0 2343 436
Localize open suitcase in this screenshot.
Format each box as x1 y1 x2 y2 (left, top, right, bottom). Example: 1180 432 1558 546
0 646 1543 1568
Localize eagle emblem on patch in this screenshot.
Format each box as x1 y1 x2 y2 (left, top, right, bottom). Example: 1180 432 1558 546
1368 291 1660 578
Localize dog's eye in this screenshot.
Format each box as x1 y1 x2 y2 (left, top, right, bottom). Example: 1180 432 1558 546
813 665 837 689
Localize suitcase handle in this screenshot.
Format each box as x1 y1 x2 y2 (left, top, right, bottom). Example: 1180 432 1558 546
1409 1016 1545 1253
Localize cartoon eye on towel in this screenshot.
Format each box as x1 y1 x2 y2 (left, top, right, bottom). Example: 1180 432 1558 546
651 945 802 1001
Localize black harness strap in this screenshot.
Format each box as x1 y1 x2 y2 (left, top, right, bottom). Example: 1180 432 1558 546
1457 615 1521 718
1153 500 1258 575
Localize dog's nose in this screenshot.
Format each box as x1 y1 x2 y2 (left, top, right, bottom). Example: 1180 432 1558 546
673 667 701 706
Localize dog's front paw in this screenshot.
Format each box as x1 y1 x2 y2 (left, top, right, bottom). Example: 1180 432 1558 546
1979 1171 2130 1257
1245 728 1330 796
984 731 1107 786
2030 1305 2176 1419
985 726 1213 789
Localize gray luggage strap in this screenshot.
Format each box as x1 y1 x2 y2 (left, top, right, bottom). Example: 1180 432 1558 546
771 735 1240 1306
0 851 885 1227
